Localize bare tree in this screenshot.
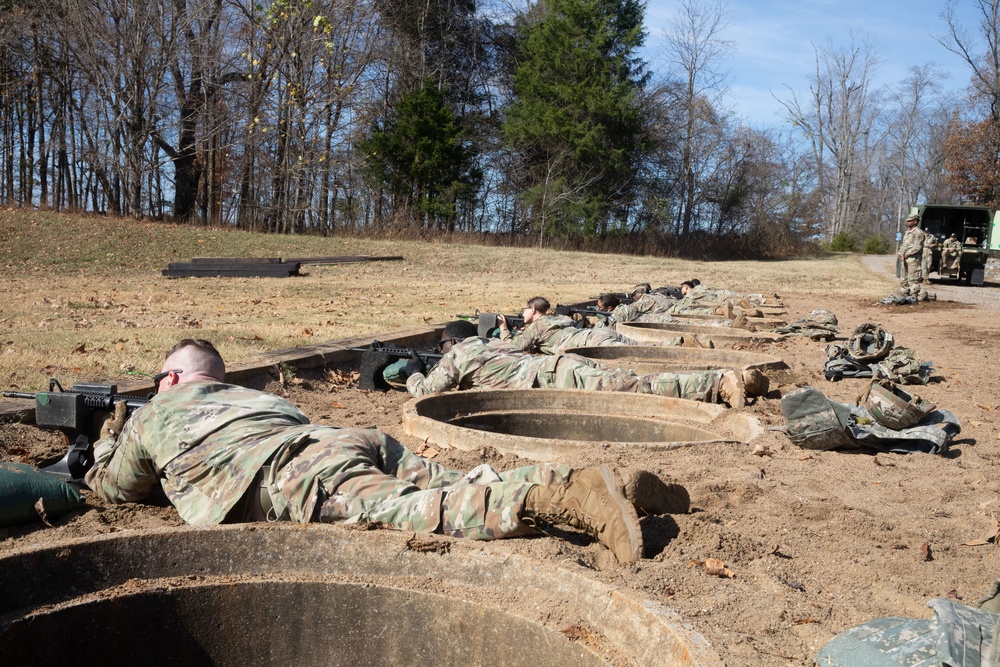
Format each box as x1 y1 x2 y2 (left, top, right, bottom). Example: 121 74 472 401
661 0 732 240
777 34 884 237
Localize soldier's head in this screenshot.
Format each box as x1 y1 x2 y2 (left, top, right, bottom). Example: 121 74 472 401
597 293 621 311
522 296 550 324
949 233 957 240
157 338 226 393
440 320 478 353
905 213 919 228
680 280 697 296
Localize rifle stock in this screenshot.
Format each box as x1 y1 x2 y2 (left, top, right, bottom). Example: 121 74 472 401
348 341 444 392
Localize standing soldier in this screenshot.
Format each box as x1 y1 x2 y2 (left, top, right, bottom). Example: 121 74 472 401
897 213 926 297
921 233 938 285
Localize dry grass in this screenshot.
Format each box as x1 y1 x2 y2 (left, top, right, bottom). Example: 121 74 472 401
0 209 895 390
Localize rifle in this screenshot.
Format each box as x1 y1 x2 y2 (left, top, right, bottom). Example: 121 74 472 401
460 312 525 338
348 341 445 392
3 379 151 485
553 305 611 324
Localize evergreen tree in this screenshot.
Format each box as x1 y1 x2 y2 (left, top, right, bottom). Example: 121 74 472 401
504 0 649 239
361 84 481 228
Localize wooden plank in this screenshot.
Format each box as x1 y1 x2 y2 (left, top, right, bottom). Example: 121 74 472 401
167 262 300 271
0 325 443 424
190 257 282 264
162 268 297 278
286 255 404 265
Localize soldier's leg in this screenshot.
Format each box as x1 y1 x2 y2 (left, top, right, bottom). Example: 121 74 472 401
544 355 641 391
635 369 723 402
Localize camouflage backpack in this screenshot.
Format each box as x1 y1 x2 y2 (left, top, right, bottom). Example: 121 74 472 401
848 322 894 362
860 379 937 430
872 347 930 385
781 386 856 451
810 309 838 325
823 343 873 381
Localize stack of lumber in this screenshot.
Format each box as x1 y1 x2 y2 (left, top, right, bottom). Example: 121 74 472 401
162 255 404 278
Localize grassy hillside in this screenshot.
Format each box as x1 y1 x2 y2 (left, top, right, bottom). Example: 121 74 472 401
0 210 895 390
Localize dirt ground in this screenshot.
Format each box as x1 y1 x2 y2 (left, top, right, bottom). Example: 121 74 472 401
2 260 1000 666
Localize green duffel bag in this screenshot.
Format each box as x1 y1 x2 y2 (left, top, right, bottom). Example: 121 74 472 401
0 462 84 527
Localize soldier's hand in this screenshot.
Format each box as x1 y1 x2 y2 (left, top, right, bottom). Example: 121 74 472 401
585 315 601 327
99 401 128 441
497 314 508 330
571 312 584 322
404 351 425 378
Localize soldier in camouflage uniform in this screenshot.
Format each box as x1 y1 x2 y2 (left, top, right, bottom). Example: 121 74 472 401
498 296 643 354
940 233 962 276
897 213 926 297
86 339 693 565
405 321 767 407
595 293 733 331
921 232 938 284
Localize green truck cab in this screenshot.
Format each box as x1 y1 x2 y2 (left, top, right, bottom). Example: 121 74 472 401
901 205 994 286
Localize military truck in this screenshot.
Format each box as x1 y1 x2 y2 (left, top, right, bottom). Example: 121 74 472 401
900 204 993 286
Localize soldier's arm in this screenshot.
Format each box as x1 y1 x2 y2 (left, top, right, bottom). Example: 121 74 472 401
84 415 160 503
406 352 463 396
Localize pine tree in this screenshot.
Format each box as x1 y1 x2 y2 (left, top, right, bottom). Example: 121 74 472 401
504 0 649 239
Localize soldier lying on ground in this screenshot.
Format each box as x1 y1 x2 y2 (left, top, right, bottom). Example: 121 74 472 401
85 338 693 565
403 320 768 407
595 293 747 330
496 295 684 353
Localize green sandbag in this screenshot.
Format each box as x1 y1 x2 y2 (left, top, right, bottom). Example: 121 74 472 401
0 462 84 527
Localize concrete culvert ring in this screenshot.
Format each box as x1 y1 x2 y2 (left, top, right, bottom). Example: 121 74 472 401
617 322 785 346
404 389 762 461
566 346 788 375
0 525 722 666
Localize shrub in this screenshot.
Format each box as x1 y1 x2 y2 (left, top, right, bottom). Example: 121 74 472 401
862 235 892 254
828 232 858 252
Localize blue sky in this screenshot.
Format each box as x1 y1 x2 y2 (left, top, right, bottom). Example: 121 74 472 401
642 0 981 128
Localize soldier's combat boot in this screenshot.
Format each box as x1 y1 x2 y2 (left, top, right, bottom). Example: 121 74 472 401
739 297 753 310
718 370 746 408
614 468 690 515
522 464 642 564
742 368 769 397
731 313 757 331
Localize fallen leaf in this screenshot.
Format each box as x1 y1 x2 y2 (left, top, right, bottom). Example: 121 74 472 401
71 343 87 353
793 617 819 625
34 498 53 527
946 589 963 600
703 557 734 578
329 401 346 409
920 543 932 562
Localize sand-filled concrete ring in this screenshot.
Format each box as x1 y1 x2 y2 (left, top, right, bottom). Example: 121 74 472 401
618 321 785 345
0 524 722 666
566 345 788 375
404 389 762 461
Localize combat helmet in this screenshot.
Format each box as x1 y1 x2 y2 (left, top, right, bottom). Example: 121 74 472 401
861 380 936 430
809 309 838 326
848 322 893 362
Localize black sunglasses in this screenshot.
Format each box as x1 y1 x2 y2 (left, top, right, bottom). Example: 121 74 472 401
152 369 183 393
436 338 460 352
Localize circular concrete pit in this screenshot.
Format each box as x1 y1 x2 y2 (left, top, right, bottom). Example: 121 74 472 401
404 389 762 461
617 321 785 346
0 525 722 666
669 312 787 328
566 345 788 375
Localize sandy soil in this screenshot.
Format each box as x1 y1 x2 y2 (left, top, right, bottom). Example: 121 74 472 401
2 262 1000 666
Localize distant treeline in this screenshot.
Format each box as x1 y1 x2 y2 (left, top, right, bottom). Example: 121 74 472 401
0 0 981 256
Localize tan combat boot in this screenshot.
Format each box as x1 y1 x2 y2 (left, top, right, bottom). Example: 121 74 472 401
522 464 642 564
742 368 769 397
615 468 690 515
718 370 746 408
731 313 757 332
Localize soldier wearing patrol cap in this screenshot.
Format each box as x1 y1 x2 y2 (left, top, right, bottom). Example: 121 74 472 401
897 213 926 297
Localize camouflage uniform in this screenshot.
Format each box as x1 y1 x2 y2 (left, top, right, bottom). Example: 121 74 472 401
921 234 937 282
669 285 740 316
406 337 722 402
941 237 962 274
608 293 677 324
86 381 570 540
501 314 635 354
897 224 926 295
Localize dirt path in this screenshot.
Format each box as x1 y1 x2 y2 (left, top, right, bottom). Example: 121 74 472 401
3 270 1000 666
861 253 1000 307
